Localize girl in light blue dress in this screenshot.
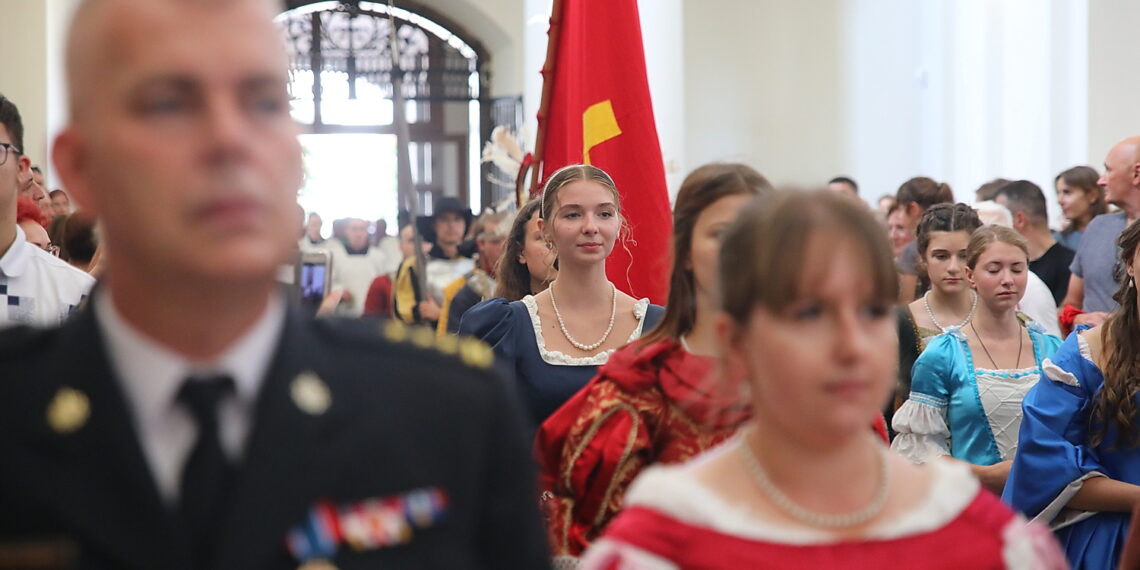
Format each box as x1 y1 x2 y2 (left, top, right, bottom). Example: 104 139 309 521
892 226 1062 494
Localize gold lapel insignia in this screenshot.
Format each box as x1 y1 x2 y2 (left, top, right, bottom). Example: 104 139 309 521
47 387 89 434
410 325 435 349
383 319 408 343
297 559 338 570
458 338 493 369
435 334 459 356
291 371 331 416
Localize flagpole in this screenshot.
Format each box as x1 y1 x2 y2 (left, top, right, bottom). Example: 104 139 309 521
526 0 565 201
388 1 429 302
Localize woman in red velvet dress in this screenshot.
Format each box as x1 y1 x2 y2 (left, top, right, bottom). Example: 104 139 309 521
535 163 772 565
579 191 1065 570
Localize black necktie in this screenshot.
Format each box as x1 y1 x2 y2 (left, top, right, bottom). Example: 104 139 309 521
177 375 236 568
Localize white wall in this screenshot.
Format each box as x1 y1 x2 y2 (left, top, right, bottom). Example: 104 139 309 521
683 0 845 188
0 0 49 172
1088 0 1140 168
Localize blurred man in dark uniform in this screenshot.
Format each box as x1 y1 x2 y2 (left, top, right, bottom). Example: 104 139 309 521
0 1 549 569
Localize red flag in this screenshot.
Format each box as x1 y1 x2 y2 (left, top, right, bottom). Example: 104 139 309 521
537 0 672 305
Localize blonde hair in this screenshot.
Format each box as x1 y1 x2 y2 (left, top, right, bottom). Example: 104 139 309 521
965 225 1029 269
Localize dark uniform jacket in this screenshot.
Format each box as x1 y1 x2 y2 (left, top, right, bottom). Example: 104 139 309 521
0 303 550 570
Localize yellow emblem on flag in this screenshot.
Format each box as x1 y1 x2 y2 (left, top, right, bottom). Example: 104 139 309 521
582 100 622 165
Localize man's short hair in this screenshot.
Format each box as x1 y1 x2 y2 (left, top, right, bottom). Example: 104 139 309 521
975 178 1012 202
995 180 1048 225
828 176 858 194
49 189 68 200
0 94 25 152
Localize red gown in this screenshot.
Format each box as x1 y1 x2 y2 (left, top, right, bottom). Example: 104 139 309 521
535 340 750 557
579 446 1067 569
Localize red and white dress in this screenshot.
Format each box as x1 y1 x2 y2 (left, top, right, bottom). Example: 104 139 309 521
580 440 1066 569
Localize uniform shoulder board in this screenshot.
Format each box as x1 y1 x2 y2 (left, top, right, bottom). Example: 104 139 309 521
380 319 493 370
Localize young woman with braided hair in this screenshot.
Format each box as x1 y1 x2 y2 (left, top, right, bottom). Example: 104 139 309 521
1005 219 1140 569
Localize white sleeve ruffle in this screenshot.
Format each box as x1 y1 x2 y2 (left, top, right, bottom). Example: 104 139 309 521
890 394 951 463
1001 516 1070 570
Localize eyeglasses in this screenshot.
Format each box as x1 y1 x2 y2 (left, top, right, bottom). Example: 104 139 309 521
37 242 60 257
0 143 21 166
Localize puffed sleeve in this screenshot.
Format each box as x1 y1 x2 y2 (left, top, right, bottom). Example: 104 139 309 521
536 369 657 560
1002 331 1107 528
458 297 519 361
891 333 958 463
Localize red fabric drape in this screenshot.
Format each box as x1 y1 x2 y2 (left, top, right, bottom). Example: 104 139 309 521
537 0 672 304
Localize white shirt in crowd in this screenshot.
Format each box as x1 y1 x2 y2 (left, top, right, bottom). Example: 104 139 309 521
325 238 401 316
0 226 95 329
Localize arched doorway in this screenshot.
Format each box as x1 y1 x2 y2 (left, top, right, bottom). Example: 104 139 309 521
276 0 489 233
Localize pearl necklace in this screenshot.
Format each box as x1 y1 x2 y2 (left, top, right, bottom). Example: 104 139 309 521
738 435 890 529
923 289 977 331
548 281 617 352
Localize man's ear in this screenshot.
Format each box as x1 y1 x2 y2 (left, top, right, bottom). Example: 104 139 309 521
52 128 99 216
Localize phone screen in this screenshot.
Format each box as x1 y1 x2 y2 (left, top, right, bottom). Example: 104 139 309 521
299 262 328 307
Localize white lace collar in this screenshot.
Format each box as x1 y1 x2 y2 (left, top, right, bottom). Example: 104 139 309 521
521 294 650 366
623 438 980 544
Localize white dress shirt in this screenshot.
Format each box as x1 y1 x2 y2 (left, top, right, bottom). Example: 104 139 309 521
95 291 285 504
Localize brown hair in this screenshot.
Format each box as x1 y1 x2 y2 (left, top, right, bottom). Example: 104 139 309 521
916 203 983 258
1090 219 1140 448
965 225 1029 270
1057 166 1108 232
493 200 546 301
719 190 898 327
640 163 772 346
896 177 954 212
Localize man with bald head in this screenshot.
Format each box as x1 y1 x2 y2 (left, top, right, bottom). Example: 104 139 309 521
1061 136 1140 327
0 1 548 568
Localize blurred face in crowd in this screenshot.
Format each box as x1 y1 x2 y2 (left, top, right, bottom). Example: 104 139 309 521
19 170 47 210
50 191 71 217
53 0 303 285
433 211 466 248
689 193 751 306
306 213 322 240
1099 141 1140 208
923 231 970 297
723 238 895 444
0 124 29 229
966 241 1028 312
19 220 52 254
476 222 506 270
346 219 370 250
1056 177 1098 224
886 208 911 258
518 211 556 286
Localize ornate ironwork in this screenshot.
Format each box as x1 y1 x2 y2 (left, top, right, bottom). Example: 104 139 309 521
277 2 483 120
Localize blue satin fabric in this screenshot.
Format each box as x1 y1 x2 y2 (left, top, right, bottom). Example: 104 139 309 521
1003 330 1140 569
910 327 1062 466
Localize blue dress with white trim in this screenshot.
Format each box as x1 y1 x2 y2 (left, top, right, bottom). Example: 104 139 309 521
891 323 1062 466
1002 328 1138 570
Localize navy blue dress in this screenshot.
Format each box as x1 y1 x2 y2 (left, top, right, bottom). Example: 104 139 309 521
459 295 664 429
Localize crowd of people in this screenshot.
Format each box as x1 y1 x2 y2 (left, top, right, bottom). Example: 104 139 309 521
3 0 1140 568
